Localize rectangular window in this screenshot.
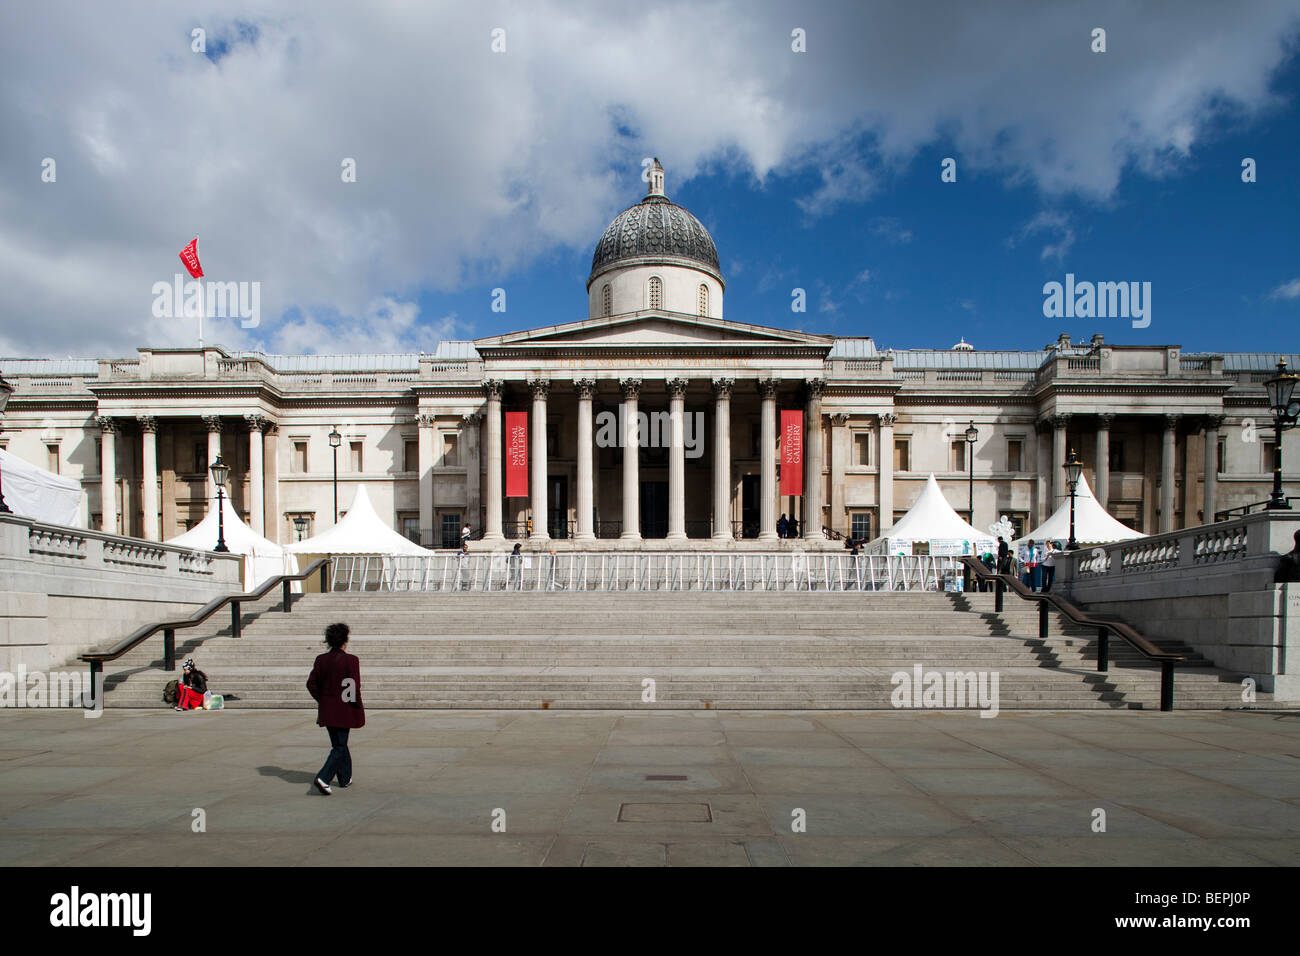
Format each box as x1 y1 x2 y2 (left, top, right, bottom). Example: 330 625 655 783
1217 438 1225 475
349 440 363 473
893 438 910 472
287 514 314 541
443 434 459 467
547 424 559 458
854 433 871 467
950 440 966 472
404 439 419 473
751 423 762 459
46 443 60 474
850 512 872 540
1262 439 1276 474
440 512 462 549
1008 513 1027 539
1006 439 1023 473
398 512 420 545
194 441 207 475
1109 440 1125 473
292 441 308 474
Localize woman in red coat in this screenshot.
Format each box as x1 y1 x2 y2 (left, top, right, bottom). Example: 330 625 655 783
306 622 365 795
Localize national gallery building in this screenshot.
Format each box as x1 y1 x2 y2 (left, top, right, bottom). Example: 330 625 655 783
2 162 1295 550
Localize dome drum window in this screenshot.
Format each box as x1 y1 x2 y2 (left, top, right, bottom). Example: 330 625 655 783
648 276 663 311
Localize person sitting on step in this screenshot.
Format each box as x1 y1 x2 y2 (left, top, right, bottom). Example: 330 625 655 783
175 659 208 711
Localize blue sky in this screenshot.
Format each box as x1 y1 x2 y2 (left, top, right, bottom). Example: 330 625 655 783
2 1 1298 357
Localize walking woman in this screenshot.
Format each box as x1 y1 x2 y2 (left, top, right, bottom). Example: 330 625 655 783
306 622 365 795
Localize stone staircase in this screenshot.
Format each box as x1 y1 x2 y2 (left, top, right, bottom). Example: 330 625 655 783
90 590 1274 711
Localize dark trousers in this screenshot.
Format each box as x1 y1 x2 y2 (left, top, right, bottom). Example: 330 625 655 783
317 726 352 785
1042 565 1056 592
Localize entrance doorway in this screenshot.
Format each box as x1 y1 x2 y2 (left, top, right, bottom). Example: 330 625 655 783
740 474 760 538
640 481 668 538
548 475 569 539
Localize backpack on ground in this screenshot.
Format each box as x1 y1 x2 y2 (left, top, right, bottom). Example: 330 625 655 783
162 679 179 704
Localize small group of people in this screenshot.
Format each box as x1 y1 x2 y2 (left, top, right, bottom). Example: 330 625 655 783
1011 538 1061 592
776 514 800 538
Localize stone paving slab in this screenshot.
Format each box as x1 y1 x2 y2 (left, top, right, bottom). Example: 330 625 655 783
0 708 1298 866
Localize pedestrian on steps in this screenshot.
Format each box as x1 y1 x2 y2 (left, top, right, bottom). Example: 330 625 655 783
174 659 208 711
306 622 364 796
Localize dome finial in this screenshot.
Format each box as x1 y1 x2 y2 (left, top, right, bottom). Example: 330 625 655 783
647 157 665 198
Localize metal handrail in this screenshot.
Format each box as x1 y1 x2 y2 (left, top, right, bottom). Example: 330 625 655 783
78 558 330 705
958 555 1184 711
1214 497 1298 522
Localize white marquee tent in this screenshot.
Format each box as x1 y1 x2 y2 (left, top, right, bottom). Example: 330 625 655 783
0 448 83 527
284 485 432 557
1024 472 1146 546
867 473 996 557
166 496 296 591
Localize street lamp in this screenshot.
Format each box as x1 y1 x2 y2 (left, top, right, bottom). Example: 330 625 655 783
0 369 13 514
293 514 309 541
964 421 979 523
1064 448 1083 551
328 425 342 523
209 455 230 552
1264 360 1300 510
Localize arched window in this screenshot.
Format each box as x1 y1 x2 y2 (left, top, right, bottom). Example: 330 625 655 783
601 284 612 317
648 276 663 311
698 284 709 316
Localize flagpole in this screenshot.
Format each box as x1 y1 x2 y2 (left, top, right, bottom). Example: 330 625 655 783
196 235 203 349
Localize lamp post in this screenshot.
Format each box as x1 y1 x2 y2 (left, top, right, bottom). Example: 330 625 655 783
1064 448 1083 551
964 421 978 524
328 425 342 523
0 369 13 513
1264 360 1300 510
209 455 230 552
293 514 309 541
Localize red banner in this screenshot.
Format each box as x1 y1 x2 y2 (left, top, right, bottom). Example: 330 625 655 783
179 238 204 279
505 411 528 497
780 410 803 496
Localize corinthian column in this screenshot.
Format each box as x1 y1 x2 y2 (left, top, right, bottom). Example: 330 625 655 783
1160 414 1179 532
529 378 550 540
98 417 118 534
245 414 269 534
803 379 825 539
758 378 779 540
666 378 689 540
712 378 734 539
620 378 642 539
203 415 223 502
1204 414 1223 525
138 416 159 540
1095 413 1113 509
482 380 504 541
574 379 596 541
878 413 896 536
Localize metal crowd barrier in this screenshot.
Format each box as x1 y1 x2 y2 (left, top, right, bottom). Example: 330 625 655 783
328 552 964 593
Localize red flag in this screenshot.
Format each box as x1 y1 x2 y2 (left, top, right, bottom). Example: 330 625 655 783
179 238 203 279
780 410 803 496
505 411 528 497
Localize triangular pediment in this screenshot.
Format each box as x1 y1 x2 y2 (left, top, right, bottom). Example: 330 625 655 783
475 310 833 350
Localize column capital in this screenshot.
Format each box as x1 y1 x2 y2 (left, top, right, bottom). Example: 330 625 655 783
528 378 551 399
803 378 826 402
757 377 780 398
1049 413 1071 428
666 377 690 398
1203 414 1226 430
481 379 504 400
830 412 850 427
879 412 898 428
1163 413 1182 431
97 416 118 434
416 412 438 428
244 413 272 433
202 415 223 434
1096 413 1115 427
573 378 598 399
620 377 642 398
459 412 482 429
136 415 158 433
711 377 734 398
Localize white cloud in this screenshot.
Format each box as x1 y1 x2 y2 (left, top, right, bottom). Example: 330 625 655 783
1009 210 1077 263
1267 278 1300 300
0 0 1296 355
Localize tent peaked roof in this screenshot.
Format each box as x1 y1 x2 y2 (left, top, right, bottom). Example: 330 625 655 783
1024 472 1146 545
166 495 283 556
887 474 989 541
284 485 431 555
0 447 82 526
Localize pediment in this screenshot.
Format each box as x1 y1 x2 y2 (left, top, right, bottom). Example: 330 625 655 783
475 311 833 351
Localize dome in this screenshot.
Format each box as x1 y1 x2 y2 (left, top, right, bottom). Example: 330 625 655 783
588 159 722 286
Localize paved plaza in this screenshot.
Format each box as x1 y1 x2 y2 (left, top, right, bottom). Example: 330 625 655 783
1 708 1298 866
